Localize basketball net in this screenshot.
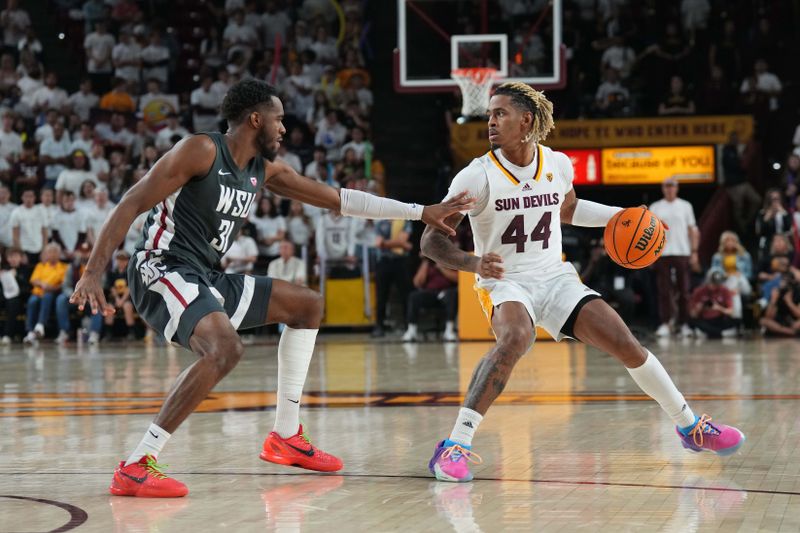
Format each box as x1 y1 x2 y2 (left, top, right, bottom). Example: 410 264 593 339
451 67 498 118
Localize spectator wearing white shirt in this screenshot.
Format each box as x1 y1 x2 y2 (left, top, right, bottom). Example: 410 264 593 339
55 149 99 204
112 29 142 90
347 73 373 113
83 20 116 93
681 0 711 33
316 210 358 278
140 31 170 86
69 122 95 155
190 74 222 132
89 142 110 183
224 0 245 14
293 20 313 54
600 41 636 79
1 0 30 51
0 0 31 49
67 78 100 122
83 188 116 246
276 145 302 174
124 211 148 255
34 109 61 144
0 184 16 247
200 26 226 70
221 229 259 274
211 69 232 102
0 53 18 91
37 188 57 230
9 188 47 264
649 178 700 338
243 0 264 33
16 66 42 111
30 72 68 115
250 196 286 260
223 10 260 63
310 25 338 65
315 109 347 161
595 67 630 117
0 113 22 162
261 0 292 50
50 191 85 259
299 49 323 84
285 200 313 249
282 60 314 118
740 58 782 112
76 179 99 213
267 240 307 286
17 28 42 58
95 113 135 154
39 122 72 188
304 145 328 181
155 113 190 151
340 126 369 160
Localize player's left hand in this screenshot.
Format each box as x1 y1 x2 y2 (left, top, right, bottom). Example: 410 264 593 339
422 192 476 236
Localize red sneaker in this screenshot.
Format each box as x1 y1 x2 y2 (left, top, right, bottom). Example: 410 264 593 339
109 454 188 498
260 424 343 472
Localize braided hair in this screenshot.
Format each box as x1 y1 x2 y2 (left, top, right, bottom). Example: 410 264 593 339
493 82 554 143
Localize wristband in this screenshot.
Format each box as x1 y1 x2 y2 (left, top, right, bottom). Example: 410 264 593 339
339 188 424 220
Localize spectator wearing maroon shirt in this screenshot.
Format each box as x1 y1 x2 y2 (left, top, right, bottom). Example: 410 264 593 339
688 269 739 339
402 258 458 342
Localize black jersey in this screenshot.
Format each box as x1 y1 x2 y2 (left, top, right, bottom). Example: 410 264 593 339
136 132 265 273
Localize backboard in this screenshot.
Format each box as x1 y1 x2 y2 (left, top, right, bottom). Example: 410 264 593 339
395 0 564 92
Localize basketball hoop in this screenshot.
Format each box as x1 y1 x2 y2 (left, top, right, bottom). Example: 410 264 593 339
451 67 498 118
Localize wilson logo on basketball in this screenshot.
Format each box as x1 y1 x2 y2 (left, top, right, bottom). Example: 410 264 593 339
634 216 657 251
621 219 632 228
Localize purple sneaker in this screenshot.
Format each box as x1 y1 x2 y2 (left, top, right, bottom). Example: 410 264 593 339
428 440 483 482
676 414 745 456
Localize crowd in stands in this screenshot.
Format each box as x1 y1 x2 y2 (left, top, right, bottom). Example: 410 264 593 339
0 0 432 345
1 0 798 344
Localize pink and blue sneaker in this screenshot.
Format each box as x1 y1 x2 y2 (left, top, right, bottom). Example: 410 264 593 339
428 439 483 482
676 414 745 456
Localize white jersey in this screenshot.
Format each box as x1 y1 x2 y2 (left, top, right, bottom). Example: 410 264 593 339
445 144 575 280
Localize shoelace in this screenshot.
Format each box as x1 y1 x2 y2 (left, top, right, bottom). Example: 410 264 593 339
442 444 483 465
688 414 720 448
143 455 170 479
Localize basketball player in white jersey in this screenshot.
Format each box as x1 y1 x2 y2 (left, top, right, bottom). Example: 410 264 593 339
421 82 745 482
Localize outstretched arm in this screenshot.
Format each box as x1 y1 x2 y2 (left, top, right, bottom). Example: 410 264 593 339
420 213 505 279
265 161 474 235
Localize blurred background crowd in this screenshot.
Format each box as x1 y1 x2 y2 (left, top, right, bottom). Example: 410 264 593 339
0 0 798 346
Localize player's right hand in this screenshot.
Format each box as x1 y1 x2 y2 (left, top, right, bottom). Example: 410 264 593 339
477 253 504 279
70 273 115 316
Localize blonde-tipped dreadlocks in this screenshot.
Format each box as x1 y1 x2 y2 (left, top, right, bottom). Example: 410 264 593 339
493 82 554 143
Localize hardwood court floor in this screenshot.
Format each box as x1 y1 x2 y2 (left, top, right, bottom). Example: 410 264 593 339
1 336 798 532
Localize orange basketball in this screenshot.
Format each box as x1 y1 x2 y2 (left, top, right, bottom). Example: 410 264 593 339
604 207 666 269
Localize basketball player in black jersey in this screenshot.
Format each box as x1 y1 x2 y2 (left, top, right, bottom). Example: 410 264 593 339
70 79 473 497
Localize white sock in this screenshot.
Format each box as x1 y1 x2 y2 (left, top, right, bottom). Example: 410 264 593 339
272 326 318 438
627 351 696 428
444 321 455 335
448 407 483 447
125 423 171 466
406 324 418 336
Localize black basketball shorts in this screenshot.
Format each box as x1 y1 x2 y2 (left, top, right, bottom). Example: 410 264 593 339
128 251 272 349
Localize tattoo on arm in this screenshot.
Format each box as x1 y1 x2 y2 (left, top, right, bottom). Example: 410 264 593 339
420 213 478 272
